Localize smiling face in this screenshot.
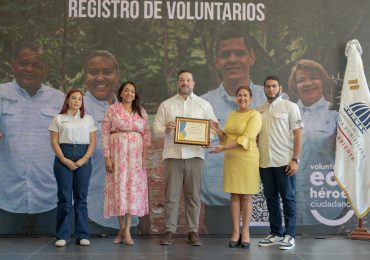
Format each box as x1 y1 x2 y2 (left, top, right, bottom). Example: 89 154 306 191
236 88 252 111
177 72 194 97
67 91 83 112
11 48 48 92
84 55 118 101
215 37 255 84
295 69 323 106
120 83 136 104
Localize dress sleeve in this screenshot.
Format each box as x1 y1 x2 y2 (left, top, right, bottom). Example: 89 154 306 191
219 114 231 146
101 107 112 157
236 111 262 150
141 108 151 147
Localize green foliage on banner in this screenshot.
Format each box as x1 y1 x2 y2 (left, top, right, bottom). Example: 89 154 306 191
1 0 370 111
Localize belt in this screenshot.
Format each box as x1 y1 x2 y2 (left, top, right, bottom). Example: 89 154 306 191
110 130 132 134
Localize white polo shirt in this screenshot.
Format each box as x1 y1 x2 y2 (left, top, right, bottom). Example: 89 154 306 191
49 110 97 144
153 93 217 160
257 96 303 168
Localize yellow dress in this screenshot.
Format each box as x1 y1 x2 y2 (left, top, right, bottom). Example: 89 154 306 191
222 110 262 194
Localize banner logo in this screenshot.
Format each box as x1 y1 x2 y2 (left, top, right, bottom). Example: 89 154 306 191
344 102 370 134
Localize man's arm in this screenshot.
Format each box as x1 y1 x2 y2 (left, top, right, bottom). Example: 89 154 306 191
285 127 302 176
292 127 302 161
152 102 168 138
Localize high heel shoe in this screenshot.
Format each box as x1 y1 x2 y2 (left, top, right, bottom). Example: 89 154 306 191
124 238 135 246
124 233 135 246
240 241 250 249
229 240 240 248
229 234 241 248
113 229 124 244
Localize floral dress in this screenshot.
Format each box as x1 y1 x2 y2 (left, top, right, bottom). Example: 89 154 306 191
102 103 151 217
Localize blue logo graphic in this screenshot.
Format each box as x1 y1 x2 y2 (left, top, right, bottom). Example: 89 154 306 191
344 102 370 133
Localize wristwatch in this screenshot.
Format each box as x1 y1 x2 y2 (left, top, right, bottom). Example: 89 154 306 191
292 158 300 164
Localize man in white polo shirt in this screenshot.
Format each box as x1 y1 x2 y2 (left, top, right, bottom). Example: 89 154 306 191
257 75 303 250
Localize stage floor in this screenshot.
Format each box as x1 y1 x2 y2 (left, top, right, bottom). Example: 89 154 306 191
0 235 369 260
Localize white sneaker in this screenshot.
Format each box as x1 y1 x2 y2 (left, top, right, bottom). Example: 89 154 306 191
258 234 283 247
79 239 90 246
55 239 67 247
279 235 295 250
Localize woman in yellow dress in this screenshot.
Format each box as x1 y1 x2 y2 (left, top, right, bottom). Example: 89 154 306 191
210 86 262 249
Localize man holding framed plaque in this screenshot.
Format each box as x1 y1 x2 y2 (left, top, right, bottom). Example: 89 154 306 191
153 70 217 246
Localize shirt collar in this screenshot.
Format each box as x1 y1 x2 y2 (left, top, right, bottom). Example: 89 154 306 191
85 90 118 106
176 92 195 101
219 80 258 102
297 96 328 111
67 109 81 120
219 83 236 104
13 79 45 97
268 95 283 107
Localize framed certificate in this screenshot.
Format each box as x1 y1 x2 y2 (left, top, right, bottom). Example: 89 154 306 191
174 117 210 146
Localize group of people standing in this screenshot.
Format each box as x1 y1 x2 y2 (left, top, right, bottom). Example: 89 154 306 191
0 43 151 247
1 31 342 251
49 80 151 247
154 70 302 250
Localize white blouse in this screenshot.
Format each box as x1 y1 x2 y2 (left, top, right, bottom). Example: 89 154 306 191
49 110 97 144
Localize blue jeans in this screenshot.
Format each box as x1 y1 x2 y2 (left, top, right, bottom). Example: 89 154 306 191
260 166 296 237
54 144 91 241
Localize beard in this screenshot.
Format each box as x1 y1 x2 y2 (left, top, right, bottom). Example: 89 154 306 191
266 91 280 102
178 86 192 95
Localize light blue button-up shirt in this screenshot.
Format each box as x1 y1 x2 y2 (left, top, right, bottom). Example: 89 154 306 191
84 91 138 228
200 82 267 206
296 97 346 225
0 80 64 213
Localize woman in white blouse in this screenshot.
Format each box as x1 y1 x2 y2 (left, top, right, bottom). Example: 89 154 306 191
49 88 97 247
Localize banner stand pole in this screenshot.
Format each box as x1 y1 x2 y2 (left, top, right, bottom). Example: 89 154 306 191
350 217 370 240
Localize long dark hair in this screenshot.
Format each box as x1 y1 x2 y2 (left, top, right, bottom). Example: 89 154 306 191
117 81 143 118
59 88 85 118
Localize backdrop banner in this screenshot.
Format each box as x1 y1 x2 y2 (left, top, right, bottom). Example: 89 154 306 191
0 0 369 235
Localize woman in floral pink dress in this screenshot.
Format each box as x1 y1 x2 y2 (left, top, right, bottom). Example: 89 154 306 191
102 81 151 245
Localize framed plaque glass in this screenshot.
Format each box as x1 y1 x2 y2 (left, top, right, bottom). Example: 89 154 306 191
174 117 210 146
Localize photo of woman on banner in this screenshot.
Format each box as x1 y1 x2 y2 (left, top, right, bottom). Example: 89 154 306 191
288 59 349 225
83 50 140 230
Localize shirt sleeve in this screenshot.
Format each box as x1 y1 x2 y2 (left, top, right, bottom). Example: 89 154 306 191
289 103 304 131
141 108 151 147
88 115 98 133
152 102 167 138
236 111 262 150
48 116 59 133
101 108 112 157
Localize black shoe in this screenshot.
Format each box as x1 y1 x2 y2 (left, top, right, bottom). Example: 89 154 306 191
240 242 250 249
229 240 240 248
160 232 173 245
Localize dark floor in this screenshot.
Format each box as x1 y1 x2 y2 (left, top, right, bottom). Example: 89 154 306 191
0 235 369 260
